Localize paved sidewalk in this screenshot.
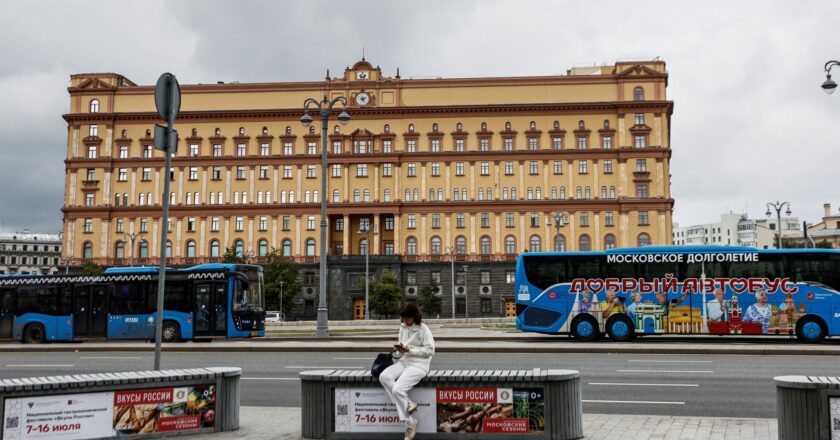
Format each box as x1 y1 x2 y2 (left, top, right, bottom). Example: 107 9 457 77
211 407 778 439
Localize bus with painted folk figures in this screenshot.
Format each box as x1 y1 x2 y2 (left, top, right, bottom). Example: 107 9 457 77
515 246 840 343
0 263 265 343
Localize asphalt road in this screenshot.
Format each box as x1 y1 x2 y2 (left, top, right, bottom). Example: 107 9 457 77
1 351 837 418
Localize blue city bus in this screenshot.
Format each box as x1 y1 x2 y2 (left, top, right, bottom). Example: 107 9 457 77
515 246 840 343
0 263 265 343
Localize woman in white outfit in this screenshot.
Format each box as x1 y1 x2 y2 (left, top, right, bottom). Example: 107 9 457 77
379 303 435 440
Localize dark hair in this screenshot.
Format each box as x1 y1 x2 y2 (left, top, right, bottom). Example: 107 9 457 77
399 303 422 324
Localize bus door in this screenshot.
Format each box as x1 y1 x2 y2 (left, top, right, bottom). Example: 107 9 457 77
74 285 108 338
194 282 226 337
0 289 14 339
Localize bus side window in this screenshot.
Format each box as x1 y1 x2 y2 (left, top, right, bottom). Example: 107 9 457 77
59 286 72 315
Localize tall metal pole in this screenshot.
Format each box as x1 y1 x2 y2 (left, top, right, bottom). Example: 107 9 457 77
279 281 284 322
766 201 790 250
776 210 782 249
463 265 469 321
363 226 370 320
448 247 456 319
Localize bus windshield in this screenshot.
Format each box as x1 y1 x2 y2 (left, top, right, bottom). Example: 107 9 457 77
233 265 265 312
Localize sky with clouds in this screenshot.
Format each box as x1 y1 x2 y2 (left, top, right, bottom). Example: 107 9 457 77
0 0 838 234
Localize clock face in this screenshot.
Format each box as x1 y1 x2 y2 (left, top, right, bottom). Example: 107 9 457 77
357 71 369 79
355 92 370 106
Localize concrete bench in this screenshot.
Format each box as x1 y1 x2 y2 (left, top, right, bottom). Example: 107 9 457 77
0 367 241 439
301 368 582 440
775 375 840 440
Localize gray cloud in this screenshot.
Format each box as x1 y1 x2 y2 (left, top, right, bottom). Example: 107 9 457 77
0 0 838 234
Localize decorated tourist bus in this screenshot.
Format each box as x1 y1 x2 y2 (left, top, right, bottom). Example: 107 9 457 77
0 263 265 343
514 246 840 342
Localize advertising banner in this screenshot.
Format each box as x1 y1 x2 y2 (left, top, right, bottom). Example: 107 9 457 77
2 385 215 440
334 387 436 433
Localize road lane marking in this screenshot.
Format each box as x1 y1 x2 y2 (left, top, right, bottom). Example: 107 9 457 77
80 356 144 360
628 360 713 363
6 364 74 368
588 382 699 387
583 399 685 405
617 369 713 374
242 377 299 381
283 366 365 370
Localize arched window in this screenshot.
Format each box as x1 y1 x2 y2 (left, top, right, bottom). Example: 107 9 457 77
455 236 467 255
186 240 196 258
289 191 295 203
210 193 216 205
553 120 560 129
408 123 415 132
576 187 582 199
633 86 644 101
282 239 292 256
383 188 391 202
115 241 125 258
413 189 419 201
502 188 508 200
486 187 492 199
185 193 191 205
353 189 360 202
637 233 652 247
150 193 154 205
456 122 463 131
505 236 517 254
333 189 341 203
384 124 390 133
363 189 370 202
234 239 244 257
600 186 607 199
242 192 248 204
89 99 100 113
114 194 121 207
579 234 591 251
262 126 268 135
405 189 411 201
285 126 291 134
139 193 145 206
218 192 224 203
304 191 311 203
123 193 128 206
529 235 541 252
267 191 271 203
429 189 435 201
210 240 220 257
358 238 367 255
280 191 287 203
585 186 591 200
526 187 533 200
480 236 491 255
510 187 517 200
578 120 585 128
478 188 485 201
138 240 148 258
505 121 511 130
305 239 316 256
430 236 442 255
481 122 487 130
529 121 536 129
560 187 566 199
551 187 557 200
609 186 616 199
432 123 439 132
461 188 467 200
603 119 610 128
239 127 245 135
82 242 93 260
258 239 268 257
554 234 566 252
406 237 417 255
165 240 172 258
604 234 617 250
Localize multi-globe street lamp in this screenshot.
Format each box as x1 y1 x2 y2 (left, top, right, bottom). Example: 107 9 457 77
300 95 350 337
821 60 840 94
359 222 375 320
446 246 458 319
765 201 792 249
549 212 568 251
124 231 146 266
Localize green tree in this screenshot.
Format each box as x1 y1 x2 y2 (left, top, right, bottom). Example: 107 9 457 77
369 269 403 318
222 246 247 264
417 279 442 318
81 261 104 274
264 249 301 316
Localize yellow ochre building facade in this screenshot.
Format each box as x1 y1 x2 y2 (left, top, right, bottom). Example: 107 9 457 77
61 59 674 271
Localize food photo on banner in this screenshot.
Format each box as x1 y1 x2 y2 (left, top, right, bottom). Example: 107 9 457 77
436 387 545 434
112 385 216 435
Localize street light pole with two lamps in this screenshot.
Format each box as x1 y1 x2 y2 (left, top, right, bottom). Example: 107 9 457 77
821 60 840 94
549 212 568 251
359 221 376 320
124 231 146 266
300 94 350 337
765 201 792 249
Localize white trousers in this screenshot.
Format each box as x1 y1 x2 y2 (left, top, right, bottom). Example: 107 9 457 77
379 362 426 422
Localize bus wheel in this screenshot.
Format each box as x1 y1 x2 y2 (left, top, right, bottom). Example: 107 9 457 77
162 322 181 343
796 317 826 343
607 316 635 342
23 324 45 344
571 316 600 342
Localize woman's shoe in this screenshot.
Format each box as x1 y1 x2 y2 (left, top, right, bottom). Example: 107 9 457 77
407 401 418 415
404 418 418 440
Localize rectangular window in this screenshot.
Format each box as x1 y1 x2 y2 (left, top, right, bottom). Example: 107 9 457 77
456 213 465 228
213 144 222 157
259 216 268 231
602 136 612 149
118 168 128 181
530 213 539 227
431 162 440 176
283 142 293 155
89 125 98 137
283 166 293 179
382 163 392 177
603 160 613 174
384 217 394 231
406 139 416 153
506 213 515 228
580 212 590 226
503 138 513 151
259 166 269 179
577 137 587 149
187 217 196 232
407 214 416 229
140 218 148 232
210 166 221 180
85 193 95 206
211 217 219 231
235 217 244 231
634 135 646 148
456 271 466 285
119 146 128 158
634 113 645 125
84 168 95 181
636 159 648 172
578 160 588 174
636 184 649 198
553 160 562 174
639 211 649 225
356 164 368 177
504 161 514 175
332 141 342 154
480 270 491 285
605 212 614 226
431 139 440 152
479 138 489 151
455 139 465 152
190 144 199 157
455 162 465 176
282 216 291 230
307 142 317 155
115 218 124 233
307 165 316 178
480 213 490 228
480 162 489 176
529 161 539 175
506 270 515 284
431 214 441 229
431 271 442 284
87 146 97 158
552 137 562 150
260 143 270 156
144 145 153 158
528 137 538 150
236 166 246 180
382 139 392 153
406 271 417 285
407 163 416 177
331 164 341 177
189 167 198 180
335 218 344 231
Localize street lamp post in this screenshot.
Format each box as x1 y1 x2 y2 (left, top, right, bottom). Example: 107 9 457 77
447 246 457 319
549 213 567 251
765 201 792 249
300 94 350 337
124 231 145 266
821 60 840 94
359 222 374 320
279 281 284 322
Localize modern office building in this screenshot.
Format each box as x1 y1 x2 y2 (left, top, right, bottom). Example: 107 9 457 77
61 58 674 319
0 230 62 275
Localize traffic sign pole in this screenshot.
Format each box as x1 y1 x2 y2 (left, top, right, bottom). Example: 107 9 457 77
153 73 180 371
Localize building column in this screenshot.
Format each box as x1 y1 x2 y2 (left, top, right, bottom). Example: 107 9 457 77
342 214 350 255
393 214 401 255
373 214 381 255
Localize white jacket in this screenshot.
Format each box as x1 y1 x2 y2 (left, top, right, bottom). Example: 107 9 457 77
392 322 435 372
